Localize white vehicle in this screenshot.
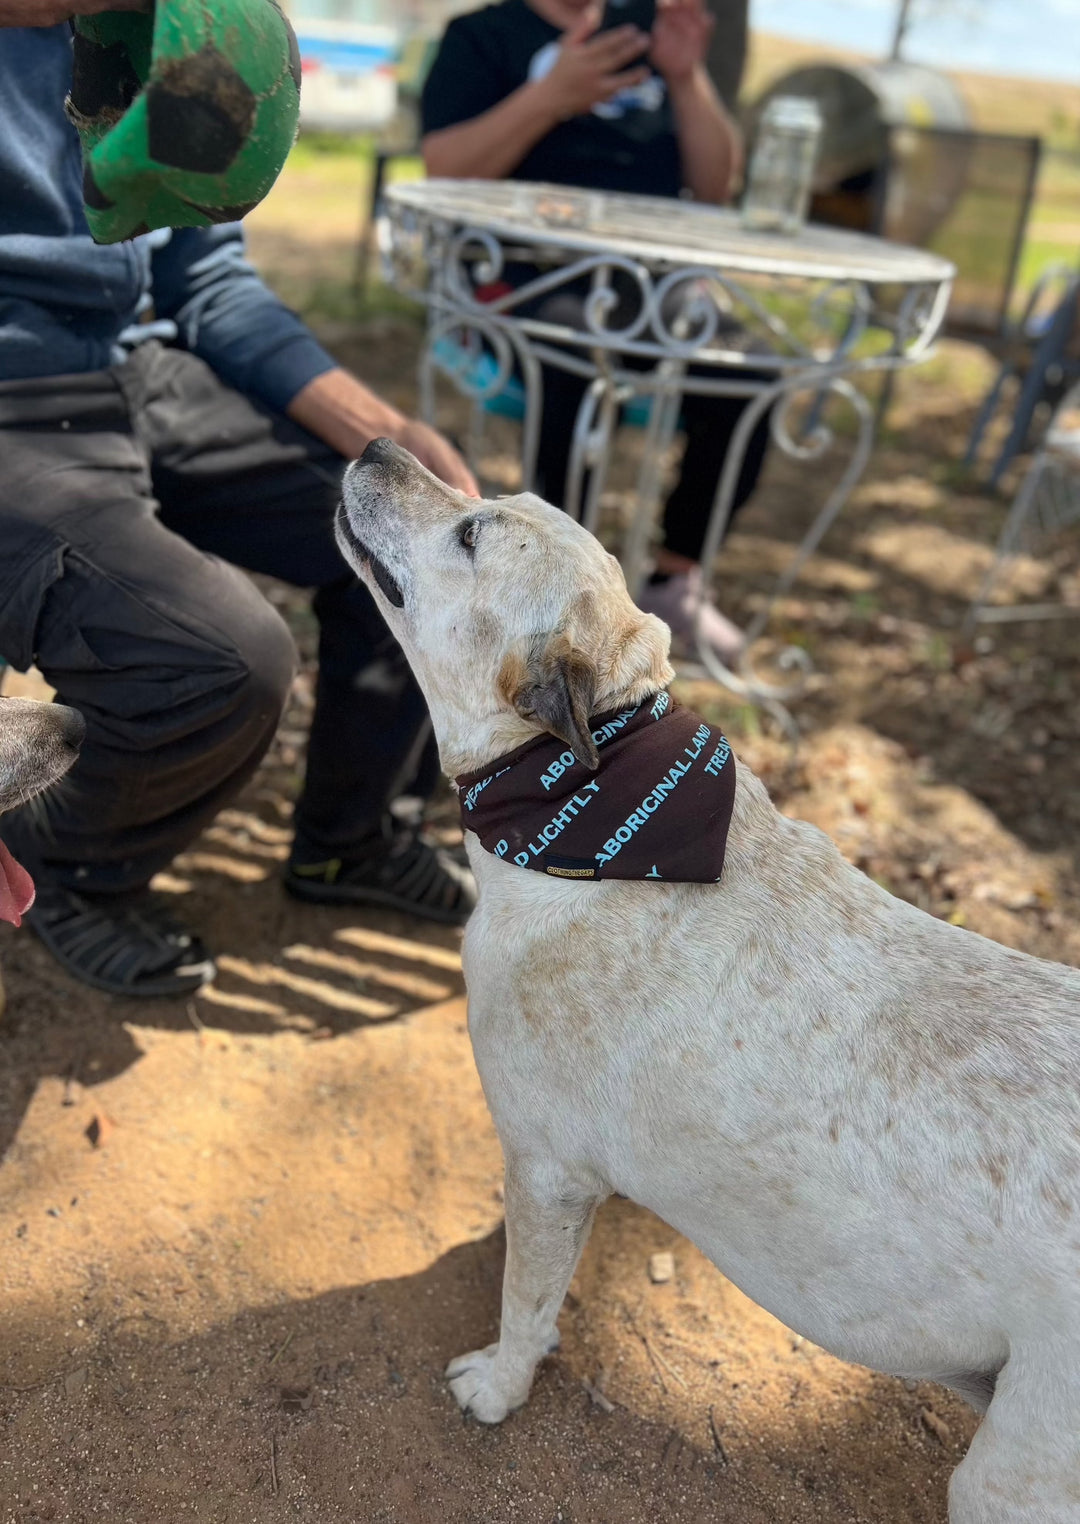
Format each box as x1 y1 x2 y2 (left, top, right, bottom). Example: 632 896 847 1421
290 16 399 133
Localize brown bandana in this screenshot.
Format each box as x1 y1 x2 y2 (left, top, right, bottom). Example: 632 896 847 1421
455 693 735 882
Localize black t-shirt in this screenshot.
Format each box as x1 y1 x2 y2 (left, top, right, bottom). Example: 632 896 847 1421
420 0 683 199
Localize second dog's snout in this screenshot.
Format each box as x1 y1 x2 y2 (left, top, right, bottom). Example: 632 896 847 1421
57 704 86 752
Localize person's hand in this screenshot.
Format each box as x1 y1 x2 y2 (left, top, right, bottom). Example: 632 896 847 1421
534 6 651 121
394 419 480 497
0 0 145 25
287 370 479 496
649 0 713 86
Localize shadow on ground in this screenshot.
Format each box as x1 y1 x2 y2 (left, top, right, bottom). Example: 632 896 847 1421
0 780 465 1164
1 1209 974 1524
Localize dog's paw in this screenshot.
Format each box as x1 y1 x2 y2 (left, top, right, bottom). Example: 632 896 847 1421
445 1344 527 1424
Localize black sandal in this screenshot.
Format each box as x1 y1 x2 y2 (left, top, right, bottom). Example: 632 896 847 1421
27 885 216 997
285 826 476 926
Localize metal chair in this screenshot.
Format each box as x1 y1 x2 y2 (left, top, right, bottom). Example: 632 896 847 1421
794 117 1041 342
800 122 1042 424
876 126 1041 342
967 379 1080 628
964 263 1080 488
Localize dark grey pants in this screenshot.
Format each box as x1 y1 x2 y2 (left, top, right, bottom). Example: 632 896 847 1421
0 342 434 895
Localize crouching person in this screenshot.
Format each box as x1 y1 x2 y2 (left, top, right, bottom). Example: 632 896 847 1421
0 11 478 997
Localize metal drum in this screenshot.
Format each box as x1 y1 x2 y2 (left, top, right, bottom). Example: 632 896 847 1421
750 61 970 241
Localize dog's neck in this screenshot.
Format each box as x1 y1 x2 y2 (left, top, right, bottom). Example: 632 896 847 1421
439 674 660 784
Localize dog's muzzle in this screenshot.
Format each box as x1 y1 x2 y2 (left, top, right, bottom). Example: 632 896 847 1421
338 449 406 608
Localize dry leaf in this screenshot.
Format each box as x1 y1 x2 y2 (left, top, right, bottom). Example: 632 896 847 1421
920 1407 951 1444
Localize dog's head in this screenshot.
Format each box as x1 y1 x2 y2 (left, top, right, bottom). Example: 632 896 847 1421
337 439 674 775
0 695 85 926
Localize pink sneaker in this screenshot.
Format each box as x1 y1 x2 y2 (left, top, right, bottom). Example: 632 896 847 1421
637 568 746 668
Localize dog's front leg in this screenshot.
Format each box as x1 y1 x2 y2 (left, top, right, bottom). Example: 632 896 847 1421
447 1155 602 1423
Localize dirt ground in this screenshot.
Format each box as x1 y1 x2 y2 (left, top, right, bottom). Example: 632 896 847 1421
2 306 1079 1524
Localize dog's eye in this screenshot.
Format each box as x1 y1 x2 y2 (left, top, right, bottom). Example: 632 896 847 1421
460 518 480 552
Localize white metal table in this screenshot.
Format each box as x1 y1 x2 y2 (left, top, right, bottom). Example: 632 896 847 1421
383 178 955 721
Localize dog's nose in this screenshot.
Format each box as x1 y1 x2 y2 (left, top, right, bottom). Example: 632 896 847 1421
357 436 400 468
56 704 86 752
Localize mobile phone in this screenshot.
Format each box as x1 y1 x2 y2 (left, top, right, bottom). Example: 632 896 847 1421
597 0 657 34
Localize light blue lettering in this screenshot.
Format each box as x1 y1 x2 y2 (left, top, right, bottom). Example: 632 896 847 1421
540 750 577 791
684 724 711 763
704 740 731 777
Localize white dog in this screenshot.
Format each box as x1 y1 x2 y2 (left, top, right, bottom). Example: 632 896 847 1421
338 439 1080 1523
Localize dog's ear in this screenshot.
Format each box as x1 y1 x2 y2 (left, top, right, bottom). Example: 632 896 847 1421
504 632 599 770
605 611 674 697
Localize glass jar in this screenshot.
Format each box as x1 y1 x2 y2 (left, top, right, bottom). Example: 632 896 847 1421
741 96 823 236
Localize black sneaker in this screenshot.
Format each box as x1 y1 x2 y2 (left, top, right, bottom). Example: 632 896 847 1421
27 884 216 997
285 823 476 926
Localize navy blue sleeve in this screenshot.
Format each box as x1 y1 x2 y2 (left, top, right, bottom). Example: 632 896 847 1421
421 14 514 134
149 224 337 414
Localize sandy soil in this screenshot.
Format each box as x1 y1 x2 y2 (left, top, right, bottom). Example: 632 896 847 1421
2 313 1078 1524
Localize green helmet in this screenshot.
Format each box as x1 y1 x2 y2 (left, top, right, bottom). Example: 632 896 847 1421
66 0 302 244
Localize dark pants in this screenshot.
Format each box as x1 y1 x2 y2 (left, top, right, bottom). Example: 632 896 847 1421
0 342 434 895
528 290 773 559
